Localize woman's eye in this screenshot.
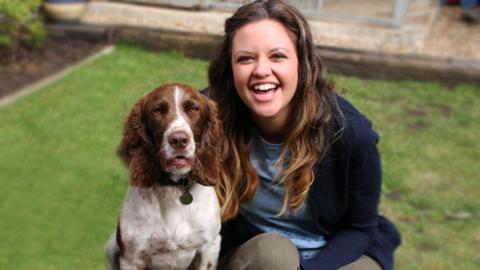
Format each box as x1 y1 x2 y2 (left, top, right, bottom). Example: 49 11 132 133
236 56 253 63
271 53 287 60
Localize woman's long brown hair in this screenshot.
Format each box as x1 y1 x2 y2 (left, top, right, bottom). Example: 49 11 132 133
208 0 344 221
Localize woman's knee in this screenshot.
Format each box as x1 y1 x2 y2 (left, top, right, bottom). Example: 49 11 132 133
338 255 382 270
225 233 299 270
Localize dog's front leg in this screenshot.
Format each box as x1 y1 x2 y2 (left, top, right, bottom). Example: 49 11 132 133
192 235 221 270
119 255 146 270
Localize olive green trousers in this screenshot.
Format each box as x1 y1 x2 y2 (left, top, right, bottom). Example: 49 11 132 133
218 233 382 270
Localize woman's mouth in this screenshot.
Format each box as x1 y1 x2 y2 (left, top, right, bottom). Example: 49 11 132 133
250 83 278 99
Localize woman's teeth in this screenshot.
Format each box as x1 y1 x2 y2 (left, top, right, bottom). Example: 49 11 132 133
253 84 277 91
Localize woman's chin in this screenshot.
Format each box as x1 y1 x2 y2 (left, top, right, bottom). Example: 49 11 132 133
251 108 281 120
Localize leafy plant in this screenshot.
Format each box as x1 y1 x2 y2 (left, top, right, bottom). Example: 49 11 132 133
0 0 46 52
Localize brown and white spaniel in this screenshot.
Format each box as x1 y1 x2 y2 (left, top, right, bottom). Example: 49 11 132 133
106 83 223 270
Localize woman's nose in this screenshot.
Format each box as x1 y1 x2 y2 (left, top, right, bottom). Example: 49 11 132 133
253 59 272 77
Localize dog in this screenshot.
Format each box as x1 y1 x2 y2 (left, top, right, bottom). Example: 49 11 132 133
106 83 223 270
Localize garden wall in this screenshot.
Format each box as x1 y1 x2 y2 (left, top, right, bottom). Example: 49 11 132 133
47 23 480 87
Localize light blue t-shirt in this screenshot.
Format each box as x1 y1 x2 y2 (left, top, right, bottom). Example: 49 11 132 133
240 129 327 260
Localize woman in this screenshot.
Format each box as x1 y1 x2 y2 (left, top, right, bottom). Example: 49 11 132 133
208 1 401 270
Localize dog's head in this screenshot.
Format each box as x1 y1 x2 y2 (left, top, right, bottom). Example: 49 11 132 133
118 83 223 187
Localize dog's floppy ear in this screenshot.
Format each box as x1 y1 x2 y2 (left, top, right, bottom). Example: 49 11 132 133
117 98 156 187
190 98 223 186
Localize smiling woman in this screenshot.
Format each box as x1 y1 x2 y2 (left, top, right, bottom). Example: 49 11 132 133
231 19 299 143
207 1 401 270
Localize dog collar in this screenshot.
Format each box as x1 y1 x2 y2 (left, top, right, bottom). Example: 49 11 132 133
158 176 194 205
178 178 194 205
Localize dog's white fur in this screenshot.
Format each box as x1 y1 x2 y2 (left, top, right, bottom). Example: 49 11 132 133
115 184 221 270
161 87 196 180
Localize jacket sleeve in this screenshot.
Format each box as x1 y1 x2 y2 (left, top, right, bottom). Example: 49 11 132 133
302 115 382 270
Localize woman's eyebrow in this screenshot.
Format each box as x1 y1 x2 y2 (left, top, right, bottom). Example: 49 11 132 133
233 47 289 57
269 47 289 53
233 50 253 57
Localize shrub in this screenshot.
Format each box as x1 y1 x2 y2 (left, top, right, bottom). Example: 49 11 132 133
0 0 46 51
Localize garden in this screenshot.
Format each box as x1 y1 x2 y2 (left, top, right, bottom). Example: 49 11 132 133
1 1 479 270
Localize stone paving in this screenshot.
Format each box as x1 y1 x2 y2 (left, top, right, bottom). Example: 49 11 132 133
82 1 480 62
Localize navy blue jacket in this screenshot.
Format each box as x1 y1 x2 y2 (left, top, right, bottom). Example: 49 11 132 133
219 96 401 270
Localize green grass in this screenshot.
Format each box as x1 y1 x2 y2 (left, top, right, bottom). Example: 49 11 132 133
333 77 480 269
1 44 479 269
0 45 208 269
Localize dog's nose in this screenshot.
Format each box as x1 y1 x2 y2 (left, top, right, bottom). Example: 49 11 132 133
168 131 190 150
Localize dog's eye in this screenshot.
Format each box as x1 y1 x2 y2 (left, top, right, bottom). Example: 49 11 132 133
190 105 200 112
153 103 168 114
183 100 200 113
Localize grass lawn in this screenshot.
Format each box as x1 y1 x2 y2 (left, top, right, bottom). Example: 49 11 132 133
0 44 479 269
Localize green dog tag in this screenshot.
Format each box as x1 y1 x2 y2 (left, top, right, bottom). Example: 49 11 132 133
179 191 193 205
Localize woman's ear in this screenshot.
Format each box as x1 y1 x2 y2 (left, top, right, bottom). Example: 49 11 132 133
190 98 223 186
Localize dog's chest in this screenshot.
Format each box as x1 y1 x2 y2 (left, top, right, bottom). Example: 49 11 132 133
119 185 220 253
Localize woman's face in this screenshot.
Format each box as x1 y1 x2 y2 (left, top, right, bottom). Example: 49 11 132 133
231 19 299 128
